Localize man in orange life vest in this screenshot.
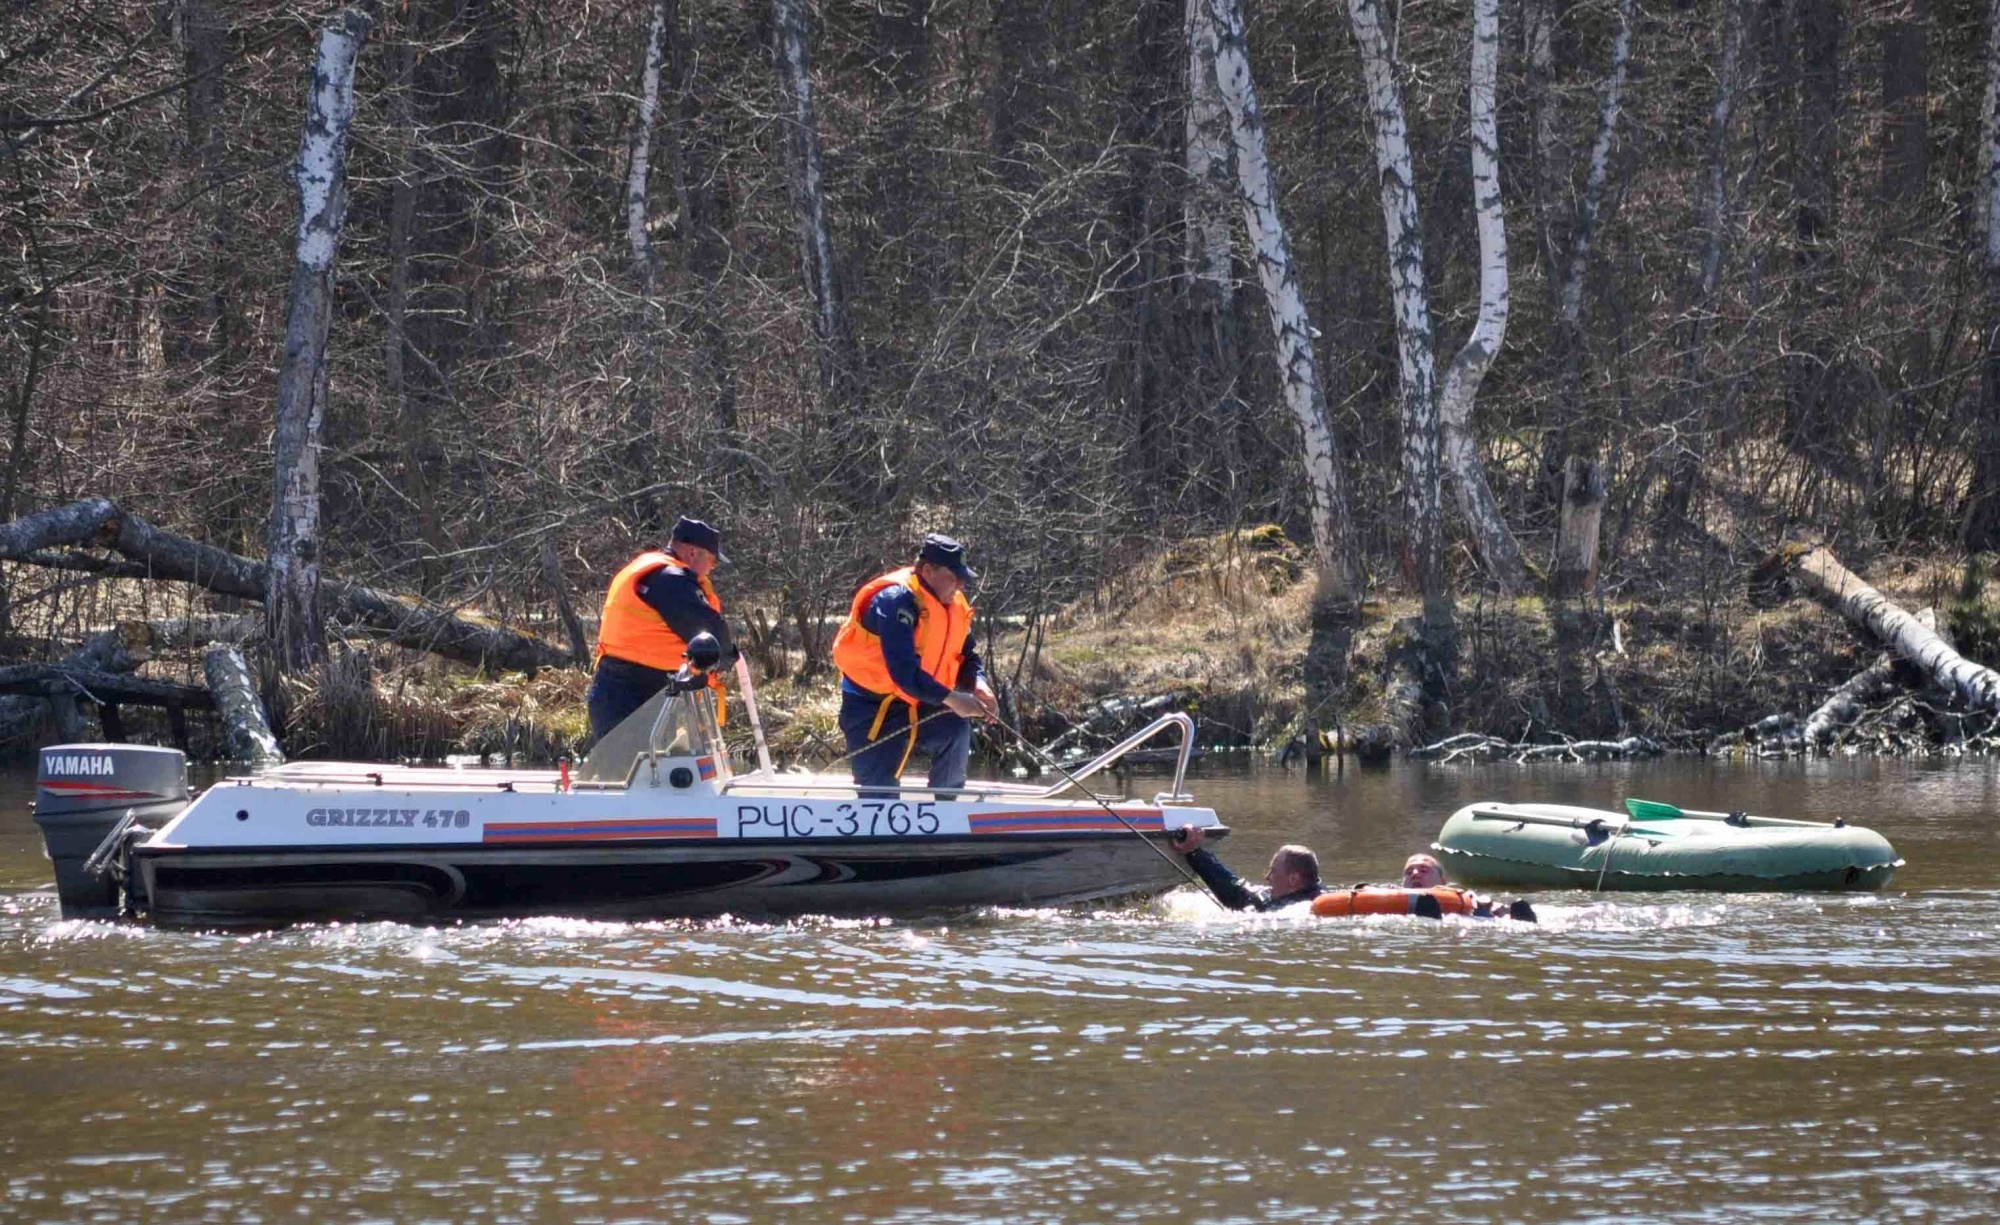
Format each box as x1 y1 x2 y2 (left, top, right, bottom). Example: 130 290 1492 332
586 516 736 743
831 534 999 793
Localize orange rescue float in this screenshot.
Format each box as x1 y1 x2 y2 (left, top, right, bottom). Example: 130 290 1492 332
1311 886 1480 919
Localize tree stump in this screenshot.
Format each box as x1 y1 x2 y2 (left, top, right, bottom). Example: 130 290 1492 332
1553 456 1607 597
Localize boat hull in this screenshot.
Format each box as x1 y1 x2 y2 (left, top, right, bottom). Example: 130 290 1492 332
1433 803 1901 892
134 832 1207 927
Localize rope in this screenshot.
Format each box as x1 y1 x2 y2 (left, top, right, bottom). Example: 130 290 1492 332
981 707 1216 901
804 705 958 771
794 696 1216 904
1594 823 1625 892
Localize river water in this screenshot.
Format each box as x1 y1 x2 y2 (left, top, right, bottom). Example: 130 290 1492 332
2 756 1997 1222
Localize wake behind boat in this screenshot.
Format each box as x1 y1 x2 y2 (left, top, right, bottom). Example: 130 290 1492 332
33 655 1224 928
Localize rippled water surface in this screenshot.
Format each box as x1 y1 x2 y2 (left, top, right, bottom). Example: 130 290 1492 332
3 757 1998 1222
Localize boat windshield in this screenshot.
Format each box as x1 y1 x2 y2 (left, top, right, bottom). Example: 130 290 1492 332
574 685 730 787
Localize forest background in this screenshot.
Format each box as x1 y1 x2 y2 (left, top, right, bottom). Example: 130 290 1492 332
6 0 2000 763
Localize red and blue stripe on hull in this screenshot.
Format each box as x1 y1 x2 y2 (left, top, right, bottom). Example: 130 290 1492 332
967 809 1163 836
484 817 719 843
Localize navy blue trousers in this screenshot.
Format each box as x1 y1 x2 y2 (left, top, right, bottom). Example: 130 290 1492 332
587 656 673 744
838 689 971 793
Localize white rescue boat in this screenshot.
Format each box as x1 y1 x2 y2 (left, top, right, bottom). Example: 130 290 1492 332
34 652 1223 927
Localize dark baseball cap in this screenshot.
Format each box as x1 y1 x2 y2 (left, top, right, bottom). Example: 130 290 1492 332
918 533 976 581
670 515 727 563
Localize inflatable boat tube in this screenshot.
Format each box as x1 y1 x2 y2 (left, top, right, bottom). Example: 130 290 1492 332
1433 799 1901 891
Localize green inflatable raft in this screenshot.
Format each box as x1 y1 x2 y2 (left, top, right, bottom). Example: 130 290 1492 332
1433 798 1902 892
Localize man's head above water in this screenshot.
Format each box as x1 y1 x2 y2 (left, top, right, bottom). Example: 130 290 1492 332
1265 845 1320 897
1402 853 1445 889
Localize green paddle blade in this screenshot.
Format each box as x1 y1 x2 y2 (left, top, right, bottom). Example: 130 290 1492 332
1625 798 1684 821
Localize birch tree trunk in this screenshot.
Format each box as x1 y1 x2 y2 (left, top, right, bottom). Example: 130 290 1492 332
268 9 371 673
1524 0 1565 289
1779 545 2000 713
667 2 739 432
1783 0 1839 452
203 645 282 764
1200 0 1362 598
1881 0 1929 207
1967 0 2000 551
1655 0 1748 531
180 0 232 365
384 40 442 593
1555 0 1631 337
626 0 669 289
1802 608 1940 748
773 0 854 413
1346 0 1446 621
1546 0 1630 582
1184 0 1234 302
1435 0 1530 595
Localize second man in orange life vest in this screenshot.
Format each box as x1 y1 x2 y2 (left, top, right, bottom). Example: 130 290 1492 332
831 534 999 793
586 515 736 743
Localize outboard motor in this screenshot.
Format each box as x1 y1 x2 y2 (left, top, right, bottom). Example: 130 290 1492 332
33 744 189 918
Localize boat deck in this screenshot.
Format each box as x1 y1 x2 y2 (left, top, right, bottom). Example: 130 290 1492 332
228 761 1141 805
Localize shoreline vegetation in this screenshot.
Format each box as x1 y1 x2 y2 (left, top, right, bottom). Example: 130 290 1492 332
5 526 1996 769
16 4 2000 780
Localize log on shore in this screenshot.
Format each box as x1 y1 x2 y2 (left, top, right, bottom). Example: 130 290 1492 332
0 665 213 706
1513 735 1662 761
131 614 262 651
1772 544 2000 713
1409 732 1662 763
1800 608 1941 748
0 628 146 745
0 498 572 672
203 645 281 764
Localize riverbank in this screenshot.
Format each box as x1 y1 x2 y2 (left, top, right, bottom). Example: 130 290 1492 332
7 530 1996 765
980 530 1999 759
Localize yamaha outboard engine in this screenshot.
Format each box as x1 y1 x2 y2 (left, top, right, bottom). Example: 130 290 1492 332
33 744 189 918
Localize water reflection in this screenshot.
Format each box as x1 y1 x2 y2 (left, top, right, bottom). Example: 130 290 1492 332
2 757 1999 1220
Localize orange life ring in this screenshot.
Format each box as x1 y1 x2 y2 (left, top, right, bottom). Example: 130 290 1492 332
1311 886 1479 919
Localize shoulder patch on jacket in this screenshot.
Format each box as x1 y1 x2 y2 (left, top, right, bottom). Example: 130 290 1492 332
896 606 917 628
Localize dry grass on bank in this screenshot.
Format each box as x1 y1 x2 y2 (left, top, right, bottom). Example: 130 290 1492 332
987 526 1319 746
13 538 1998 763
991 536 2000 750
277 649 594 763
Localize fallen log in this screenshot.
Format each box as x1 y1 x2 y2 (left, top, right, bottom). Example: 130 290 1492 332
0 628 145 745
1408 732 1507 762
0 498 573 673
1513 735 1663 761
1801 608 1941 748
130 614 262 651
203 645 281 764
1772 544 2000 713
0 665 213 707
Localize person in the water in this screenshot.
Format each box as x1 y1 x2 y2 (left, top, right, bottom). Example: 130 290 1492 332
1169 825 1324 911
1402 853 1447 889
1404 851 1536 921
1170 828 1536 921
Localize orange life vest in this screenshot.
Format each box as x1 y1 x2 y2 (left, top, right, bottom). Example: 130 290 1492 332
1310 886 1480 919
831 566 973 705
595 550 727 721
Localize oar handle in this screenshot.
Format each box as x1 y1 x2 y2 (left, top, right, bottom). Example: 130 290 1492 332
1645 806 1823 829
1468 809 1631 835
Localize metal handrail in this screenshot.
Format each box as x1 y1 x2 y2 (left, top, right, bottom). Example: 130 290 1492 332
717 712 1200 806
1030 712 1195 801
